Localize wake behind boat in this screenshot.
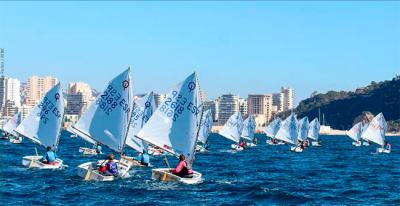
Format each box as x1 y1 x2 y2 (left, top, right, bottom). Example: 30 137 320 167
15 83 65 169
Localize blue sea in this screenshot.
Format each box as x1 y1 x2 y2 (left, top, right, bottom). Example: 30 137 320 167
1 132 400 205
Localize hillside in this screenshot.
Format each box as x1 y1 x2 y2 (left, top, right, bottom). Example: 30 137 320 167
280 76 400 131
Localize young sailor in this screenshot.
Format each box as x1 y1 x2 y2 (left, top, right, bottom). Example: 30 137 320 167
239 139 246 148
104 154 118 177
136 149 150 166
41 146 58 165
170 154 193 178
383 141 391 152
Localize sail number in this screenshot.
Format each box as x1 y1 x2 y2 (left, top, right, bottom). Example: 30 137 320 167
37 96 62 124
159 90 200 121
96 84 131 116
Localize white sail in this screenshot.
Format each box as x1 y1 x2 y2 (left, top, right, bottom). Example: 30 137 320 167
241 115 255 141
360 113 387 146
264 118 281 138
219 112 243 143
275 113 298 145
198 109 213 144
346 122 362 142
125 92 156 153
15 83 64 148
297 117 309 141
3 112 23 137
136 72 202 163
72 68 133 153
308 118 320 141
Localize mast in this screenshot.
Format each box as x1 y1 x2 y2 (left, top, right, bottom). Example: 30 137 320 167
189 74 203 167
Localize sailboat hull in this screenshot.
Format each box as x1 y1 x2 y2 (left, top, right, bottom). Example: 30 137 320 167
77 159 132 181
78 147 99 156
311 141 321 146
352 142 362 147
9 138 22 144
22 156 64 169
363 142 370 146
290 146 303 153
230 144 244 151
152 168 203 184
377 148 391 154
195 145 208 153
266 139 285 145
246 143 256 147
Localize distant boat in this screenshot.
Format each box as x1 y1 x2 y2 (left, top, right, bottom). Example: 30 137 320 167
72 68 135 181
136 72 204 184
218 112 244 151
265 118 283 145
15 83 65 169
3 112 23 143
360 113 389 153
308 118 321 146
346 122 363 147
297 117 309 143
125 92 156 158
275 113 300 152
241 115 256 147
196 109 213 152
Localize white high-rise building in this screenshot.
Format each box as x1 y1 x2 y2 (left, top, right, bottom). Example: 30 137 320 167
6 78 21 107
272 93 284 112
281 87 294 111
239 98 248 117
218 94 239 125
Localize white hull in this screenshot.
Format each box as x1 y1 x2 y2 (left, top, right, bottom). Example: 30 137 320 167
246 142 256 147
9 138 22 144
22 156 64 169
311 141 321 147
152 168 203 184
78 147 99 155
77 159 132 181
266 139 285 145
290 146 303 153
352 142 362 147
195 145 208 153
377 148 391 154
363 142 370 146
230 144 244 151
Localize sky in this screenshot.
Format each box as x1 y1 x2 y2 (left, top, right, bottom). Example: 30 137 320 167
1 1 399 106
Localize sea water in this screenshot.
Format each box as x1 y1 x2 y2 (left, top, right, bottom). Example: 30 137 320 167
1 132 400 205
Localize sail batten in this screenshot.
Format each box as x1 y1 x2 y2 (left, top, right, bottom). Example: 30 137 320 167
14 83 64 148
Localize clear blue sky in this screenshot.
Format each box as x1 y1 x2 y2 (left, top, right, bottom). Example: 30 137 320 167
1 1 399 105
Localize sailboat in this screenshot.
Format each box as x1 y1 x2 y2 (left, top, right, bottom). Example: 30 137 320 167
346 122 363 146
135 72 204 184
219 112 244 151
72 68 135 181
275 113 300 152
361 122 371 146
265 118 283 145
15 83 65 169
124 92 156 162
297 117 309 147
308 118 321 146
196 109 212 152
360 113 389 153
241 115 256 147
3 112 23 143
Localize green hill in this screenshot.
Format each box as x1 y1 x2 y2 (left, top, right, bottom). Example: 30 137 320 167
280 76 400 132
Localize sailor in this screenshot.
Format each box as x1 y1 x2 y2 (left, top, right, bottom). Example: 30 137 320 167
95 144 102 154
204 140 209 150
170 154 193 178
41 146 58 165
252 137 258 145
239 139 246 148
384 141 391 152
104 154 118 177
136 149 150 166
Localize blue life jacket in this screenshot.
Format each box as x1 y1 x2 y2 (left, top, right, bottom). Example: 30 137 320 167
106 161 118 174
